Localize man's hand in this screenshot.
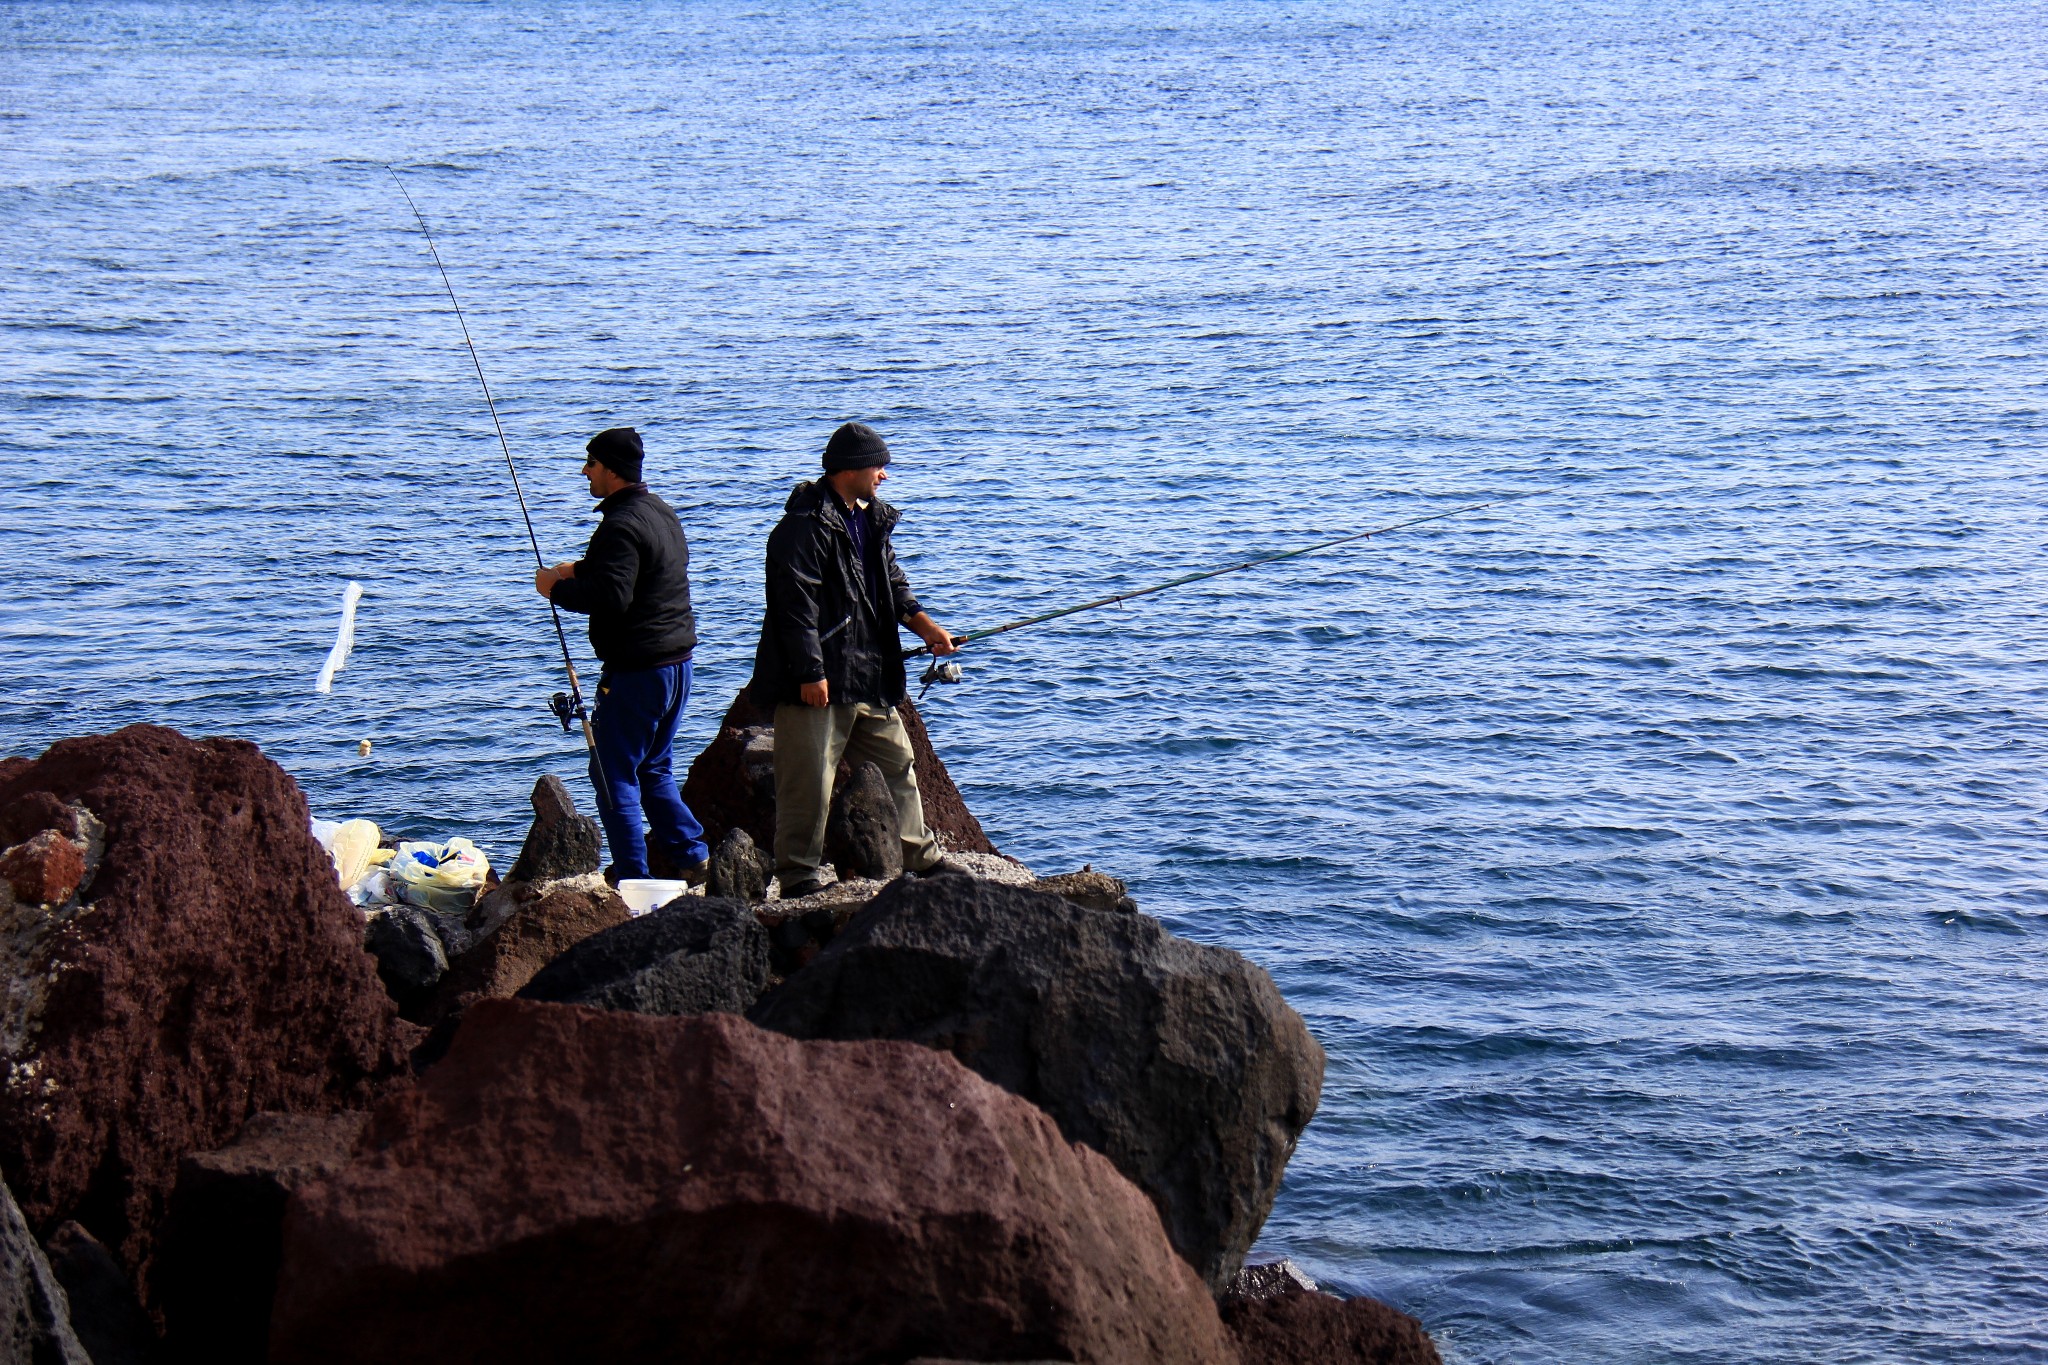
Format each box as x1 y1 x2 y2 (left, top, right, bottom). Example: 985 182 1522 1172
800 679 830 707
905 612 961 657
534 562 576 600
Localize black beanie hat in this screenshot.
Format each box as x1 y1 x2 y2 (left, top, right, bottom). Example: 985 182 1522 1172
586 426 644 482
822 421 891 473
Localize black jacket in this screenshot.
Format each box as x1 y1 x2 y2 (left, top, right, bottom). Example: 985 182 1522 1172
550 485 698 670
751 480 921 706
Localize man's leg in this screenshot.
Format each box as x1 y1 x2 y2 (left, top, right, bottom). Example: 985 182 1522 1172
636 659 709 868
842 702 943 874
589 668 663 881
772 702 854 890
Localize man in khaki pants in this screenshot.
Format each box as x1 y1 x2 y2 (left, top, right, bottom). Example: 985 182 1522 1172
750 422 962 898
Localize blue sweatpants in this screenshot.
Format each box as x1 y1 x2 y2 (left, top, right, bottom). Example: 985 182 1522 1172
589 659 708 879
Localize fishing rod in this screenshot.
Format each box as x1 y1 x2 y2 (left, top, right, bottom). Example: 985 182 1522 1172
905 490 1541 693
385 166 610 793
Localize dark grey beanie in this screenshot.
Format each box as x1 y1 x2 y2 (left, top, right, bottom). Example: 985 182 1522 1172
822 421 891 472
586 426 644 482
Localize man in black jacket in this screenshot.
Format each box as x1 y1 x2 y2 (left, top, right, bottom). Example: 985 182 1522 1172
751 421 959 898
535 426 709 885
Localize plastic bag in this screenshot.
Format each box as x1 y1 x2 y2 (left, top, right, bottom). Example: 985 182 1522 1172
329 820 382 889
311 817 384 889
388 837 491 913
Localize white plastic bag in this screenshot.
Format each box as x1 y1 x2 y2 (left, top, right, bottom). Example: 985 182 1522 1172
388 837 491 913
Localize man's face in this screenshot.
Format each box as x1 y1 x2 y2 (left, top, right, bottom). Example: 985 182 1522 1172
839 464 889 502
584 457 616 498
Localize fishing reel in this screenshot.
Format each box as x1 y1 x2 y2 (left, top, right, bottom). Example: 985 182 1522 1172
917 658 964 700
548 690 585 733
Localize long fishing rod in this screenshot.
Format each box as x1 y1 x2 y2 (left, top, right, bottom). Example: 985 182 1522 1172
385 166 610 794
905 490 1541 687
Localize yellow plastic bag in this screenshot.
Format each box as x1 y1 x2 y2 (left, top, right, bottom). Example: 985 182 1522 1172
389 838 491 913
329 819 382 890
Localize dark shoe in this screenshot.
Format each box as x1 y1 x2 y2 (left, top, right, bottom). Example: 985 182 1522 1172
678 858 711 889
909 857 972 880
777 875 828 901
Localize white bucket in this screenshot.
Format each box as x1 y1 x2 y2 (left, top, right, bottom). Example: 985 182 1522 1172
616 878 691 917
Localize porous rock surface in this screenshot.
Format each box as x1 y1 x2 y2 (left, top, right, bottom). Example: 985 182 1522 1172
158 1111 366 1365
516 897 769 1016
1222 1286 1442 1365
824 759 903 880
420 875 627 1024
271 1000 1235 1365
752 874 1326 1293
706 826 770 902
0 725 414 1280
680 690 996 856
0 1175 89 1365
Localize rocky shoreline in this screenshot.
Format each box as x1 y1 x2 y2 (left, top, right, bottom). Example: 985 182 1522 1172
0 707 1440 1364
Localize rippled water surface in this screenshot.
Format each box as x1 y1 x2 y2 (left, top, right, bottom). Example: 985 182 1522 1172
4 3 2046 1360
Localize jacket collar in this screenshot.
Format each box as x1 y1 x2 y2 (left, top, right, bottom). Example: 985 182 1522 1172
789 480 900 534
597 483 649 515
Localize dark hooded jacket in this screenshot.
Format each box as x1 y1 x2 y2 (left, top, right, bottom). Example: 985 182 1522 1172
751 480 921 707
549 484 698 670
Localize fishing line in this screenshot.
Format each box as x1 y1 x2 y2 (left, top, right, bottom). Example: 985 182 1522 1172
905 489 1543 692
385 166 613 809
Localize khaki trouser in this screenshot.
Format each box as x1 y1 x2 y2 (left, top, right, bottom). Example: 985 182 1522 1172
773 702 941 883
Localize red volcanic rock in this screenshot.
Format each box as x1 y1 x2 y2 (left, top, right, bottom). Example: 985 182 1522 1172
420 879 627 1024
159 1111 368 1365
271 1001 1235 1365
0 831 85 906
1222 1286 1442 1365
0 725 415 1284
681 690 996 857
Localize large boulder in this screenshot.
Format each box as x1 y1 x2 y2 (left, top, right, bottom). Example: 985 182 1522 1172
157 1111 366 1365
1222 1286 1441 1365
680 690 997 857
752 875 1325 1293
0 726 414 1283
516 897 769 1016
419 875 627 1024
270 1001 1236 1365
0 1175 89 1365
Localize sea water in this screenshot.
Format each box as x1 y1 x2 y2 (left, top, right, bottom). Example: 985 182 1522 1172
2 3 2044 1360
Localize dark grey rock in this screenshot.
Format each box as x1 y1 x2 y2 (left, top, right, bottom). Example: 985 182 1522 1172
422 909 473 960
364 906 447 995
0 1175 91 1365
517 897 770 1016
825 760 902 881
1226 1258 1319 1301
505 774 601 884
158 1112 366 1365
738 726 776 802
751 876 1326 1294
706 827 770 903
42 1222 155 1365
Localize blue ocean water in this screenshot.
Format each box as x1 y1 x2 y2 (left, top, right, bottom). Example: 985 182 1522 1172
3 2 2045 1359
